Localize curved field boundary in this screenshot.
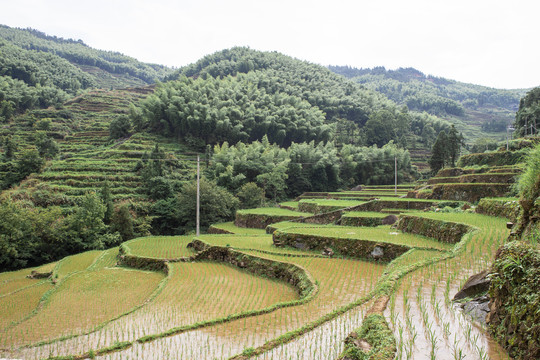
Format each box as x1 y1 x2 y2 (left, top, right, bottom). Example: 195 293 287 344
274 199 436 229
44 239 320 360
273 229 411 262
228 229 477 360
396 215 472 244
2 251 105 334
0 278 49 299
335 215 478 360
231 214 478 360
20 249 172 351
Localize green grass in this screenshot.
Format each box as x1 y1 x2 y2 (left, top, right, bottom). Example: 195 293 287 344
278 225 455 251
279 201 299 209
299 199 367 207
236 207 312 216
374 197 438 203
401 211 509 229
196 234 320 256
341 211 388 218
210 222 268 235
126 236 196 259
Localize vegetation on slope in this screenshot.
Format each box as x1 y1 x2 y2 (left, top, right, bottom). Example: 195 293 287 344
514 87 540 137
0 25 172 85
142 47 453 151
0 24 173 119
329 65 526 144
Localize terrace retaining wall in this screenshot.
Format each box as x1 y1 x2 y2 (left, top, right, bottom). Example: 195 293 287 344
235 212 306 229
117 248 170 273
431 183 511 203
396 215 471 244
190 242 314 298
488 241 540 360
340 216 383 227
476 198 521 222
207 225 234 234
457 150 528 167
272 230 409 262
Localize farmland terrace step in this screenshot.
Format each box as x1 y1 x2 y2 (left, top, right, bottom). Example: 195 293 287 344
435 166 523 178
35 173 140 181
430 183 512 202
272 225 453 262
427 173 517 185
234 208 313 229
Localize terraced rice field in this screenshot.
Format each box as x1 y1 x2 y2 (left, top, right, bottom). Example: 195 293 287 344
385 213 511 360
4 89 197 208
0 189 513 359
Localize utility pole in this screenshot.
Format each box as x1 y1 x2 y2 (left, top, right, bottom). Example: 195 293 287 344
196 154 200 237
394 155 397 195
506 125 515 151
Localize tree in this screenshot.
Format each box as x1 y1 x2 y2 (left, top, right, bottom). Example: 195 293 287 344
111 204 134 241
420 124 436 148
446 125 464 167
2 135 16 161
429 131 448 173
0 199 34 270
150 197 182 235
63 192 109 251
16 147 43 180
109 115 132 139
256 163 289 202
515 87 540 136
236 182 265 209
35 132 59 159
364 110 397 147
177 178 239 232
100 182 114 224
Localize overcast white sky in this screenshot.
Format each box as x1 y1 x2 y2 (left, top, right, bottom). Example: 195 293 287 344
1 0 539 89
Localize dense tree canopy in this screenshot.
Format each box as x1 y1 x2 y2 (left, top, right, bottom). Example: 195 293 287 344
0 25 172 84
329 65 523 114
134 47 453 151
136 74 330 146
515 87 540 137
206 137 414 199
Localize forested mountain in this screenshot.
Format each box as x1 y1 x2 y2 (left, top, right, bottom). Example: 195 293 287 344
0 25 172 85
329 65 527 143
139 47 452 151
0 32 528 270
515 87 540 137
0 25 173 120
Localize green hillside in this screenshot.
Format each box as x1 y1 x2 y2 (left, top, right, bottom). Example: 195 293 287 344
0 25 172 86
329 65 527 144
0 31 535 272
1 26 539 360
0 25 173 120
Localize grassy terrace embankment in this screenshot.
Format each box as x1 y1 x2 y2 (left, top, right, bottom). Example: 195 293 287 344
2 88 197 209
0 183 515 360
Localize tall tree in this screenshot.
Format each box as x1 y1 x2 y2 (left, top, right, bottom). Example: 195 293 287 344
446 125 464 167
429 131 448 173
100 182 114 224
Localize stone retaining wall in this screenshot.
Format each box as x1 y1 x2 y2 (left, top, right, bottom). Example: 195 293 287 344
272 230 409 262
396 215 471 244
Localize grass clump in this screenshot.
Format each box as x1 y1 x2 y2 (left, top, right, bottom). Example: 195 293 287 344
339 314 396 360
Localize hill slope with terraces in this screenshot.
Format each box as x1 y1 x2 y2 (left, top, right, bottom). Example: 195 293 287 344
2 87 195 207
1 177 525 359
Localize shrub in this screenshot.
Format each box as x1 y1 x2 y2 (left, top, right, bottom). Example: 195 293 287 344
236 182 266 209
